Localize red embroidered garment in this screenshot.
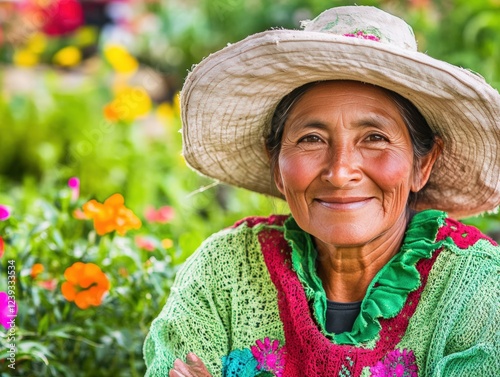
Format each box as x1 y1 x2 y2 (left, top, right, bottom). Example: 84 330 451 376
258 226 440 376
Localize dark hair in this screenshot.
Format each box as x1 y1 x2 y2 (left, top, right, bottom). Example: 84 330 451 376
265 80 439 206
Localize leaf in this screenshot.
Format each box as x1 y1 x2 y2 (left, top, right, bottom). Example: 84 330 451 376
50 228 65 250
37 313 50 335
29 221 51 237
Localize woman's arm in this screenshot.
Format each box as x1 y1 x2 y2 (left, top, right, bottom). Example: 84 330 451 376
143 238 230 377
433 257 499 377
169 353 213 377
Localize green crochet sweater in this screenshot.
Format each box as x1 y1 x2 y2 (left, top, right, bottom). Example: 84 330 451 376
143 210 499 376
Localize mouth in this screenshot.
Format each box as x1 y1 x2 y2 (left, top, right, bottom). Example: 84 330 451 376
314 197 373 210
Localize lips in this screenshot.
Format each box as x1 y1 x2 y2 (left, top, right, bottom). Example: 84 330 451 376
314 197 373 210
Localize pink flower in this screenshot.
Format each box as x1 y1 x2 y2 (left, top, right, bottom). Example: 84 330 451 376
0 291 17 330
135 236 156 251
144 206 175 224
250 337 286 377
38 278 58 291
370 349 418 377
68 177 80 202
0 205 11 221
68 177 80 189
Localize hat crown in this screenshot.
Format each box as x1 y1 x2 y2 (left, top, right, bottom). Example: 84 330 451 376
302 6 417 51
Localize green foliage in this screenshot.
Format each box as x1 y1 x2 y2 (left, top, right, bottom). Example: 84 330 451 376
0 58 284 376
134 0 500 87
0 122 284 376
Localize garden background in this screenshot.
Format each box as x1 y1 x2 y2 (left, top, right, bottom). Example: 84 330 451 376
0 0 499 375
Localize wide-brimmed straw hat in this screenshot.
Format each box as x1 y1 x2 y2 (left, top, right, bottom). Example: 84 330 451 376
181 5 500 219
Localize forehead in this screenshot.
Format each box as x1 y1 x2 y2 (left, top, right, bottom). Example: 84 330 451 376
295 80 398 110
285 80 406 128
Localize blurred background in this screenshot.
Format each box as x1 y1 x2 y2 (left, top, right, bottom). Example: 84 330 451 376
0 0 499 375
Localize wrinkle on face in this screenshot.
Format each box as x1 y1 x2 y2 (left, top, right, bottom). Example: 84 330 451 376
272 81 441 301
274 81 423 253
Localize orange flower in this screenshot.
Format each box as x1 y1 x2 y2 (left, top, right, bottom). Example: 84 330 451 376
81 193 141 236
30 263 44 278
61 262 110 309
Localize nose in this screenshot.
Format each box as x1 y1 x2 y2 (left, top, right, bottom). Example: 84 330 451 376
320 146 362 188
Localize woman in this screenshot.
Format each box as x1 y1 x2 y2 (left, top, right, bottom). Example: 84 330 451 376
144 6 500 377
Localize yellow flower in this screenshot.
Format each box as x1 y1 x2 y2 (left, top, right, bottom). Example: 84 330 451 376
161 238 174 249
103 44 138 74
104 87 152 122
26 33 47 54
13 49 39 67
173 92 181 114
156 102 175 120
52 46 82 67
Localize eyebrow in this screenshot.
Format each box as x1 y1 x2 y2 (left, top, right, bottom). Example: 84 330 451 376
291 113 399 131
355 115 396 129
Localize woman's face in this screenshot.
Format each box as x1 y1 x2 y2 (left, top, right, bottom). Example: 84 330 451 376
274 81 435 248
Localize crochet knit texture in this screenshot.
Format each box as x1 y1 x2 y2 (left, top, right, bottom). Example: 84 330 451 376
143 210 499 376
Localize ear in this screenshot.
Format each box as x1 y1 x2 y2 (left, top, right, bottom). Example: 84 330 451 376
273 161 285 196
411 137 443 192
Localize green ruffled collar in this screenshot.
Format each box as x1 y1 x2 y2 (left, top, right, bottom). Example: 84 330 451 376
282 209 447 345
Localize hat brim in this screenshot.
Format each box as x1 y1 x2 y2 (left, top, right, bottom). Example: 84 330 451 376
181 30 500 219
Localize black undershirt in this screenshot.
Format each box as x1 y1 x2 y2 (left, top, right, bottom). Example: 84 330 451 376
325 300 362 334
322 211 418 334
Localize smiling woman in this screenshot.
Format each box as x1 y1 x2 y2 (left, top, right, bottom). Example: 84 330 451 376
144 5 500 377
273 82 436 245
271 81 441 303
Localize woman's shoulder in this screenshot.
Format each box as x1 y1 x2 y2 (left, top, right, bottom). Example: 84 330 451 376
401 210 498 297
231 214 290 229
411 211 499 300
200 214 289 247
180 214 290 276
407 209 499 261
436 215 499 262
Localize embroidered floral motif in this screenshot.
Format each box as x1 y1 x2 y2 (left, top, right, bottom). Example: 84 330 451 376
370 349 418 377
436 218 498 249
223 338 286 377
250 337 286 377
222 348 259 376
343 30 380 41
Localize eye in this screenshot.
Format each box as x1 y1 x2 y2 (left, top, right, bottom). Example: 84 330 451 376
366 133 389 142
298 134 322 143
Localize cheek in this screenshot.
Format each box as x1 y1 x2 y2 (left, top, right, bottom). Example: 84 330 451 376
367 151 413 199
277 150 320 191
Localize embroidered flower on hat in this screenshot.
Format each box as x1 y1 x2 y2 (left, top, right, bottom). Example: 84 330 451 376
343 29 381 41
